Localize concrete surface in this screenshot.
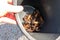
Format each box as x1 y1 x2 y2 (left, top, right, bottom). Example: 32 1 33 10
30 33 59 40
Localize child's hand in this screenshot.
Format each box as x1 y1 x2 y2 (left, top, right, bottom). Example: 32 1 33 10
0 0 23 24
0 0 23 16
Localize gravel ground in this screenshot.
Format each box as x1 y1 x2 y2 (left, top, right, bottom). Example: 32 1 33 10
0 23 28 40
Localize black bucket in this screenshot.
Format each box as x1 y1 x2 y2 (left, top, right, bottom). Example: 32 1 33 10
17 0 60 40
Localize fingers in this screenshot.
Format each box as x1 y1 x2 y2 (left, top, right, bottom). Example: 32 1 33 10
0 4 23 16
0 0 7 4
7 0 12 3
0 11 7 17
56 36 60 40
0 0 23 17
0 17 16 24
7 4 24 12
